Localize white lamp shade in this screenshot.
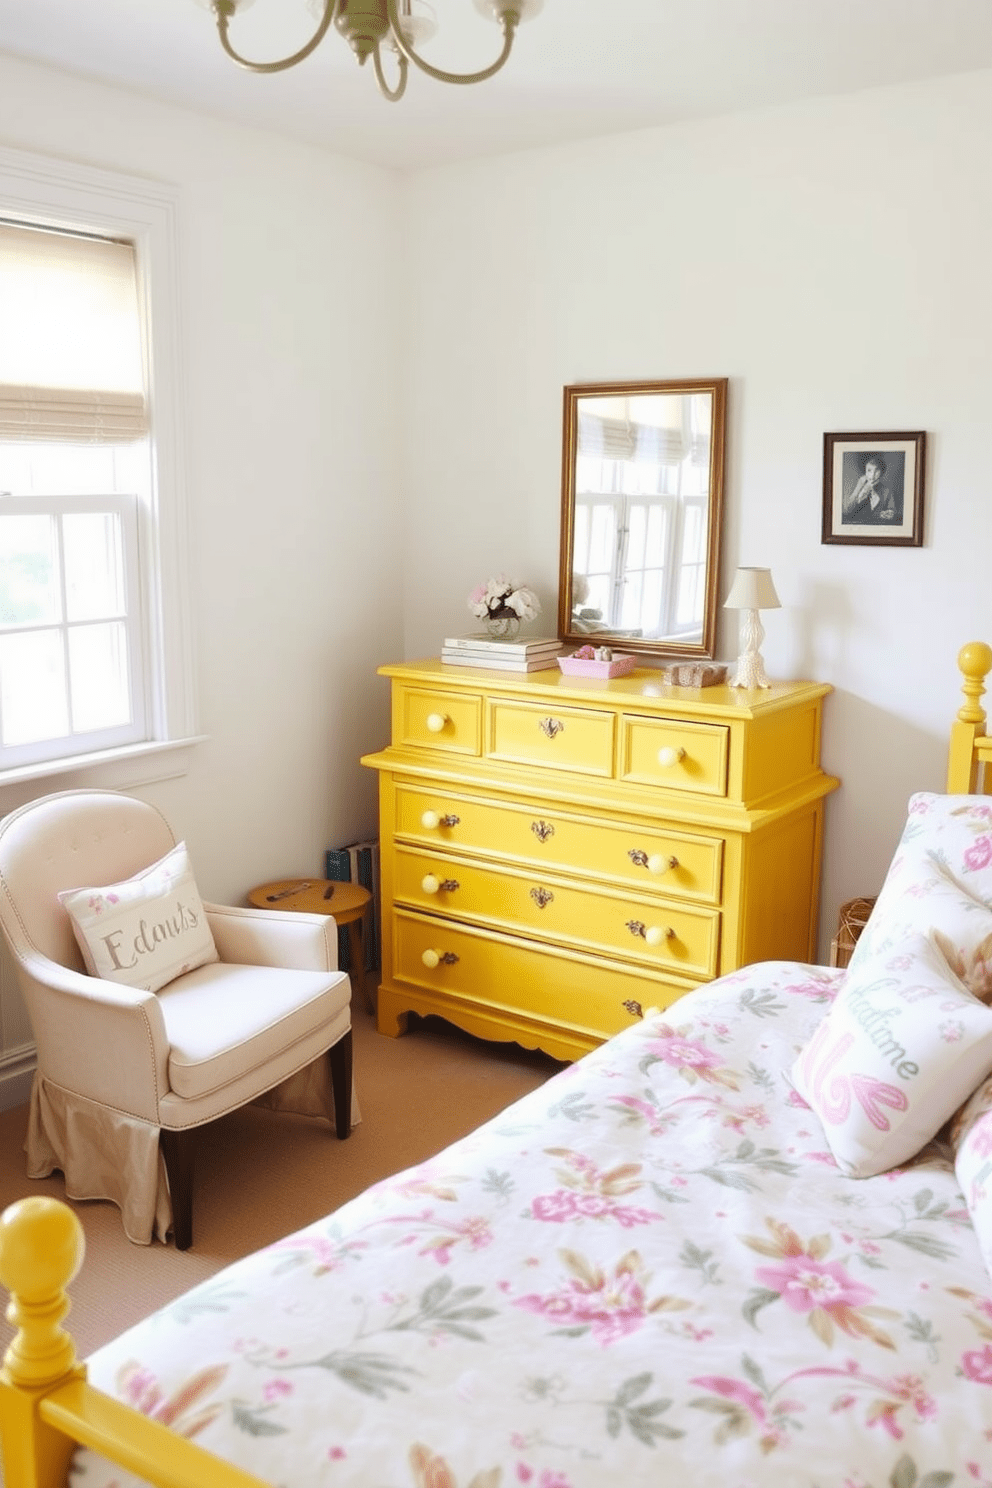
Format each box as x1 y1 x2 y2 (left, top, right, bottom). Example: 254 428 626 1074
474 0 545 21
724 567 781 611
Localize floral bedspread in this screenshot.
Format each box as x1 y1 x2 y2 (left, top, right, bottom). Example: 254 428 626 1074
73 962 992 1488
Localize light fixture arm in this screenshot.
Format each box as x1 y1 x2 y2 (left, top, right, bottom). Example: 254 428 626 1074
212 0 341 74
373 41 409 100
385 0 519 85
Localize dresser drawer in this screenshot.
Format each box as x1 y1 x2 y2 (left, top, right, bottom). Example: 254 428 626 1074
393 847 720 979
620 715 729 796
391 910 689 1045
395 685 482 755
487 699 615 777
396 784 724 905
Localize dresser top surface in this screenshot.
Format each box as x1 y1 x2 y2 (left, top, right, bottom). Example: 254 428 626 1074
380 659 831 720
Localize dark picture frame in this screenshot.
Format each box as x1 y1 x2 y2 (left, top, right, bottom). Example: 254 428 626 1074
821 431 926 547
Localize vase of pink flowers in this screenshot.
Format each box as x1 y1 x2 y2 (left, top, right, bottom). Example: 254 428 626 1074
468 576 541 639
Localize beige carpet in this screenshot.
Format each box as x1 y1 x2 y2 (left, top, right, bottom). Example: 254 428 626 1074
0 1007 562 1362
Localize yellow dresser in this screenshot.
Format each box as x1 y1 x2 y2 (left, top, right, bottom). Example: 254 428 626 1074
362 660 838 1062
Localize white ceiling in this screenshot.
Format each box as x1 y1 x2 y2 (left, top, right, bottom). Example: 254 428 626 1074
1 0 992 171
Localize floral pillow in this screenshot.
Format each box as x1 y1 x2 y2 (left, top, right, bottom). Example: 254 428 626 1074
58 841 218 994
848 793 992 1000
792 932 992 1178
955 1104 992 1280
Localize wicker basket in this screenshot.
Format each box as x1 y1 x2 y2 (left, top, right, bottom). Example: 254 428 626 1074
829 896 878 969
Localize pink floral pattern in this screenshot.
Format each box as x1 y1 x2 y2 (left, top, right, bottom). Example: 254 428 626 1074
512 1248 691 1346
77 960 992 1488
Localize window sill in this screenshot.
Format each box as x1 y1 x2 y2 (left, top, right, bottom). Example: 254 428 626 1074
0 736 208 810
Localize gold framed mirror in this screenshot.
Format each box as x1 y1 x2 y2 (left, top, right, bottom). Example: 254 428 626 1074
557 378 728 659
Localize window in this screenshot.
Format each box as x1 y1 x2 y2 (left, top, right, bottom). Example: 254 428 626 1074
0 146 198 791
0 488 145 767
0 224 150 768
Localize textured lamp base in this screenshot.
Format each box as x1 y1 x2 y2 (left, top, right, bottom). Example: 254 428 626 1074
730 609 772 689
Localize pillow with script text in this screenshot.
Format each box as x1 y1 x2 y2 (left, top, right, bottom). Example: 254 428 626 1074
791 932 992 1177
59 840 218 994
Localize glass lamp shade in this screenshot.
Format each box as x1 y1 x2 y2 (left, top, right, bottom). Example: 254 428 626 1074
393 0 438 46
473 0 544 21
723 567 781 612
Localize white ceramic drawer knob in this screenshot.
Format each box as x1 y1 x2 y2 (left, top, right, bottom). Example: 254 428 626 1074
425 712 448 733
421 874 440 894
657 745 686 768
645 925 674 946
648 853 679 875
421 810 440 829
422 948 441 968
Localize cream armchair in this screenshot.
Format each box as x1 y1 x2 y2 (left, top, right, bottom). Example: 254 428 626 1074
0 789 354 1249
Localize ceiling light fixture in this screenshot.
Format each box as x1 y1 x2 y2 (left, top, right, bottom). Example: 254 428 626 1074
206 0 544 102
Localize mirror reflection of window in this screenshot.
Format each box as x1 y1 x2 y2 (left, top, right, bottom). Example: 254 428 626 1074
572 392 712 642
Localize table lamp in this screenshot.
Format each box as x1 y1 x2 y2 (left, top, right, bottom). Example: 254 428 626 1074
723 566 781 689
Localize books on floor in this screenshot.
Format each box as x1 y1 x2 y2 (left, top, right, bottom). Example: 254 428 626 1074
442 634 563 671
325 838 380 973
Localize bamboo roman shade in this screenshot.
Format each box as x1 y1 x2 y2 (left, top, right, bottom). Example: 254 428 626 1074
0 223 147 443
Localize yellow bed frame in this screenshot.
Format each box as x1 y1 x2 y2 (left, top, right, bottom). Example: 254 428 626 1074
0 1196 264 1488
4 639 992 1488
947 641 992 793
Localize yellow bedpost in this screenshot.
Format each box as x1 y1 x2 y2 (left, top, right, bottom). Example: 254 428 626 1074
0 1196 86 1488
947 641 992 793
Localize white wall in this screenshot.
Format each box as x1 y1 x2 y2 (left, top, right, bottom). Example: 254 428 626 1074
399 67 992 960
0 56 403 1102
3 52 992 1101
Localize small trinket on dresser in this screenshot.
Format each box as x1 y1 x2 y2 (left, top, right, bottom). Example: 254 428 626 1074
660 662 730 688
573 645 595 659
593 646 614 662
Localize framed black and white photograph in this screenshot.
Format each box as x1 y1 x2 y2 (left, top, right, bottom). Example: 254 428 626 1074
821 431 926 547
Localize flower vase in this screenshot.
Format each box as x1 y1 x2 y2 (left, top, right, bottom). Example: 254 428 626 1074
485 613 520 640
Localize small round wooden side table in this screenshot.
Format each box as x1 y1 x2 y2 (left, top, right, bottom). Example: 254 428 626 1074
247 878 375 1014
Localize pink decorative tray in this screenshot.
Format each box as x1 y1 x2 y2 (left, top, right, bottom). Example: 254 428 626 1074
558 652 639 679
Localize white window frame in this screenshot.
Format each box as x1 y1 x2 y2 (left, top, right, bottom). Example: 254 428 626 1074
0 492 147 767
0 145 202 802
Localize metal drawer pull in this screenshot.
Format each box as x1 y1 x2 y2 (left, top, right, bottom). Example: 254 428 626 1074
539 716 565 739
626 919 675 944
530 886 554 909
531 820 555 842
421 810 461 830
421 875 459 895
422 949 459 968
657 745 686 767
425 712 448 733
623 998 661 1019
628 849 679 874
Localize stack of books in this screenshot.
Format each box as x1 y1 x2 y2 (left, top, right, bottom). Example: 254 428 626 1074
325 838 381 973
442 634 563 672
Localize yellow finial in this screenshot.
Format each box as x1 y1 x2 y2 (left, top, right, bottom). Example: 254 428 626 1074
957 642 992 725
0 1197 85 1388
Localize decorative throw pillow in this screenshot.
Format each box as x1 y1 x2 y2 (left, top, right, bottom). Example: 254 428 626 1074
955 1105 992 1280
791 932 992 1178
58 841 219 993
948 1067 992 1150
848 792 992 1000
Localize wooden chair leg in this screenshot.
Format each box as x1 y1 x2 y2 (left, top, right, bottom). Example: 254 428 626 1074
328 1031 353 1140
160 1128 196 1251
